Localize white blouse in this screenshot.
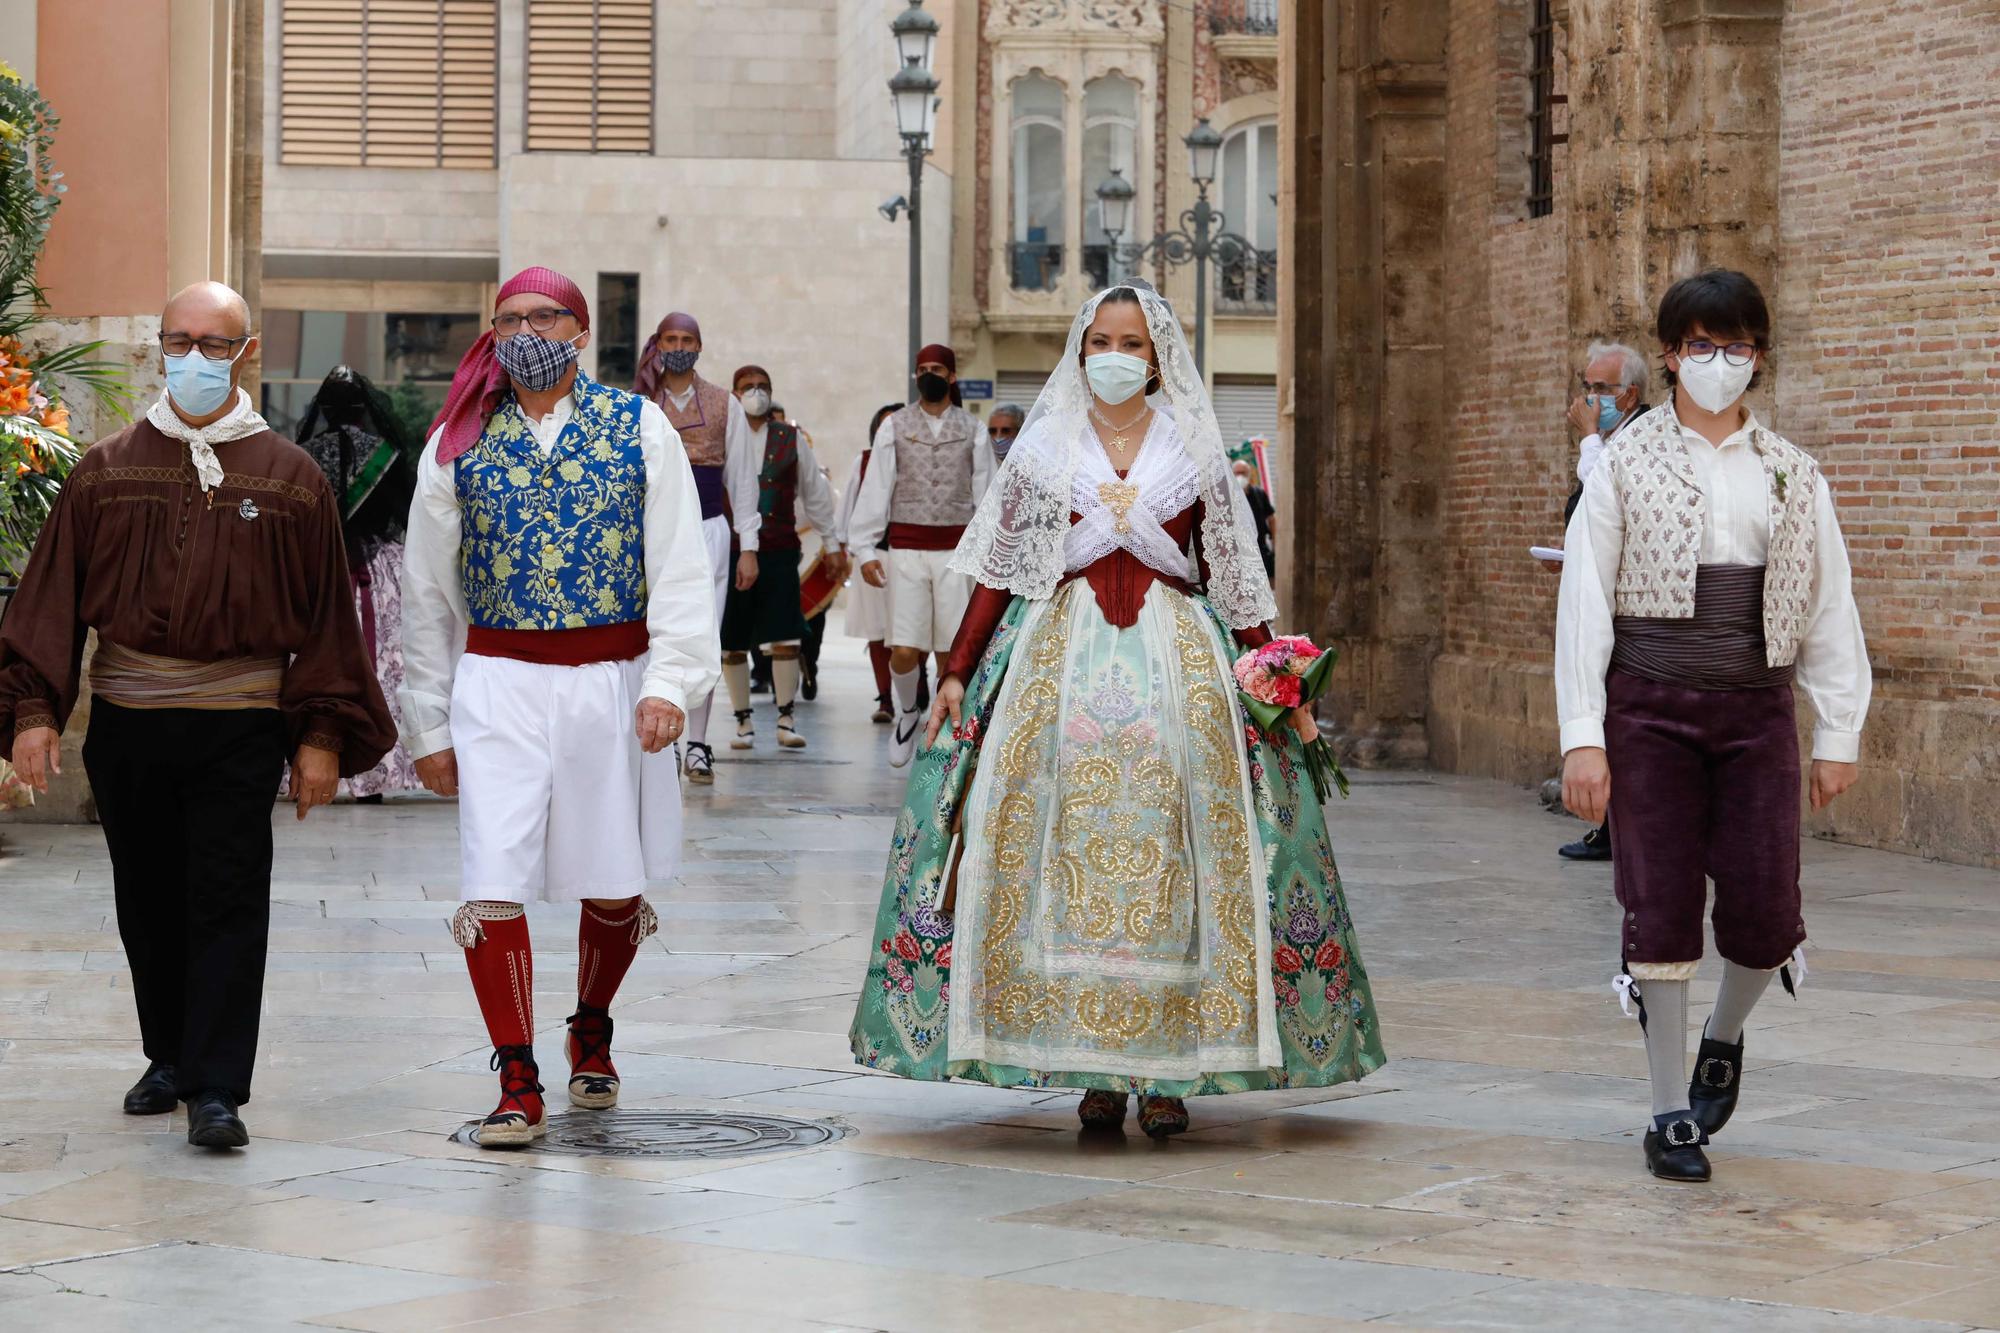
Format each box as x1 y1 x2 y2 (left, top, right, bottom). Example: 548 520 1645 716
1555 410 1872 763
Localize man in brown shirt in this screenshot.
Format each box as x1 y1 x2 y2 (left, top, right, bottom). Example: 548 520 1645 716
0 282 394 1150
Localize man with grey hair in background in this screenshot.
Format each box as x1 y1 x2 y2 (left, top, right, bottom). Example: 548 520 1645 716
986 403 1026 465
1555 339 1649 862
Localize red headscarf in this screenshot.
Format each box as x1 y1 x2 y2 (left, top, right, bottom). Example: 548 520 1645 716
633 311 702 399
732 364 771 390
430 266 591 464
916 343 961 407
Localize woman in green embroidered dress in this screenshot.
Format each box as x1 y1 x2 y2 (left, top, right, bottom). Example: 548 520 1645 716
848 285 1385 1137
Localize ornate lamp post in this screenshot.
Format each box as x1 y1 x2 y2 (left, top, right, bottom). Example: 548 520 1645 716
888 2 940 401
1093 118 1253 376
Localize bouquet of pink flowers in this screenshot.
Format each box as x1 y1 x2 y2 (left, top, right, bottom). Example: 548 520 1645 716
1232 635 1348 802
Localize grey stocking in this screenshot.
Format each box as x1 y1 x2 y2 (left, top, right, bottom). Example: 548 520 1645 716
1706 961 1775 1044
1640 978 1691 1117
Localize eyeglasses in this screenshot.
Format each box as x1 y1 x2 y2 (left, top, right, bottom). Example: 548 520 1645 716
1578 374 1628 398
491 307 575 336
1678 338 1758 367
160 333 250 361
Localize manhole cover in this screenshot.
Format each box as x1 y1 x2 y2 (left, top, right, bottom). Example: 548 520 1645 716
449 1109 848 1158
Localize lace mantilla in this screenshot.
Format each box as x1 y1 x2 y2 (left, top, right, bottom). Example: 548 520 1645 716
948 285 1277 629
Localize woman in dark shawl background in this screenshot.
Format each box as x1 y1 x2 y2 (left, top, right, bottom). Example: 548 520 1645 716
296 366 423 799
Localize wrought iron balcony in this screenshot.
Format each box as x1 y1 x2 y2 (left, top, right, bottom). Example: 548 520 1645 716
1207 0 1278 36
1009 241 1065 293
1216 247 1278 313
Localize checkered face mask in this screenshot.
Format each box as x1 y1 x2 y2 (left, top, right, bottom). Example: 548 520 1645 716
495 331 581 392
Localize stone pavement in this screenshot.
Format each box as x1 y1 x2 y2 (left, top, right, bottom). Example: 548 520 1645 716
2 648 1999 1331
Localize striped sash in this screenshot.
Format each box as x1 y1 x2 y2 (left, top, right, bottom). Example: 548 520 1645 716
1611 564 1795 692
89 640 285 711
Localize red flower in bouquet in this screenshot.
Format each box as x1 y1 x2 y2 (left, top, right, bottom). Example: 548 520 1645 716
892 931 922 963
1314 940 1344 970
1273 943 1305 974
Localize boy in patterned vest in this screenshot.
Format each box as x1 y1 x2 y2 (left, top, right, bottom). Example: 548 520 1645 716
400 269 720 1147
847 343 993 766
1556 269 1871 1183
717 366 844 750
634 312 762 785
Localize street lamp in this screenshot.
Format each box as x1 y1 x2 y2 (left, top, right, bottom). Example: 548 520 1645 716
888 2 941 401
1093 117 1253 376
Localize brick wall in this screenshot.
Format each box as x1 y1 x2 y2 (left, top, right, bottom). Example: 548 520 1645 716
1428 0 1572 778
1772 0 2000 861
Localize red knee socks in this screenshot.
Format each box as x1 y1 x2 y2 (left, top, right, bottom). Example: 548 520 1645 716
577 898 654 1012
454 902 542 1124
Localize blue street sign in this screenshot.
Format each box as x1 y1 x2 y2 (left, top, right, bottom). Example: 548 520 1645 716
959 379 994 401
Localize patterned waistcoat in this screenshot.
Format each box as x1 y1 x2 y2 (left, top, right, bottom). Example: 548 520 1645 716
1603 403 1819 667
888 403 978 526
662 375 732 468
456 371 649 630
754 421 802 552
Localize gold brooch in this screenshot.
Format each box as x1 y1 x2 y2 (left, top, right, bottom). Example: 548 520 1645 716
1097 481 1140 534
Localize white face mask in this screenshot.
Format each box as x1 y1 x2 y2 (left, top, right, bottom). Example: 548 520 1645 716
739 388 772 418
1084 351 1152 406
1676 353 1754 414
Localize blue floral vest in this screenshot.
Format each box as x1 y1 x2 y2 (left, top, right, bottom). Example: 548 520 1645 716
456 371 648 630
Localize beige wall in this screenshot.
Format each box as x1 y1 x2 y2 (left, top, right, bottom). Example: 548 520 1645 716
32 0 173 319
503 152 951 486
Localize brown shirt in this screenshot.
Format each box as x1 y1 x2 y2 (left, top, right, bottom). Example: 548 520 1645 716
0 418 396 777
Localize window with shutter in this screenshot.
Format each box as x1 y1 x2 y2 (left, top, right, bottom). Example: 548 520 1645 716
279 0 498 168
525 0 655 155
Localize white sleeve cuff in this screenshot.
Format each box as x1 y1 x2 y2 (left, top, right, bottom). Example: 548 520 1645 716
406 722 454 761
1560 718 1607 755
1811 728 1861 764
639 675 687 715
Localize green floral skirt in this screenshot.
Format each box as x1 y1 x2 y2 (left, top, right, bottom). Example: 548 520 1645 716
848 587 1386 1097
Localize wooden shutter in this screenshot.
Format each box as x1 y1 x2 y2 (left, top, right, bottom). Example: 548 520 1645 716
280 0 498 168
525 0 655 154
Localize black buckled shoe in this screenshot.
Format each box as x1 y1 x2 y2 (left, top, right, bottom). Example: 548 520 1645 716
123 1061 178 1116
186 1091 250 1150
1690 1031 1745 1137
1643 1112 1711 1182
1559 823 1613 861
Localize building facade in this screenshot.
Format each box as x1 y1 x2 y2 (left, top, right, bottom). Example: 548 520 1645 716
944 0 1280 445
0 0 258 442
1282 0 2000 867
260 0 953 480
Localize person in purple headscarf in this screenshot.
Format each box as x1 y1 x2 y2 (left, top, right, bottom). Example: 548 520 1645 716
400 268 720 1148
633 312 762 784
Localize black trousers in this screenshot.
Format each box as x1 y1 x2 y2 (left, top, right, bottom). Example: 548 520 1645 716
83 702 288 1103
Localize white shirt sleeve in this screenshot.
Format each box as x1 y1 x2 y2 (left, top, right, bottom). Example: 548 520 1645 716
847 419 898 566
971 418 993 505
639 399 722 712
1576 433 1605 485
1554 459 1622 755
795 435 841 538
725 396 763 552
397 432 468 760
834 453 865 549
1795 475 1872 763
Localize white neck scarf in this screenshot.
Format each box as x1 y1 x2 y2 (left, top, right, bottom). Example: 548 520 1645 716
146 388 269 491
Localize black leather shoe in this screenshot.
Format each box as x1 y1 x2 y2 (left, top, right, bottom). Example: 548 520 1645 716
1690 1031 1745 1137
1559 824 1613 861
122 1062 178 1115
186 1091 249 1149
1643 1113 1711 1182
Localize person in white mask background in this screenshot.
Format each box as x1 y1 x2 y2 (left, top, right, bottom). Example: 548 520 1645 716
846 344 993 766
1556 269 1871 1185
1554 340 1649 864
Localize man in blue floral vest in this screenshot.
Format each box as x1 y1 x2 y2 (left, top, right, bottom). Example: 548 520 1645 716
400 268 719 1148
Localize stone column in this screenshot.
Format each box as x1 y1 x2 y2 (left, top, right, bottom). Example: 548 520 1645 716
1292 0 1448 768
